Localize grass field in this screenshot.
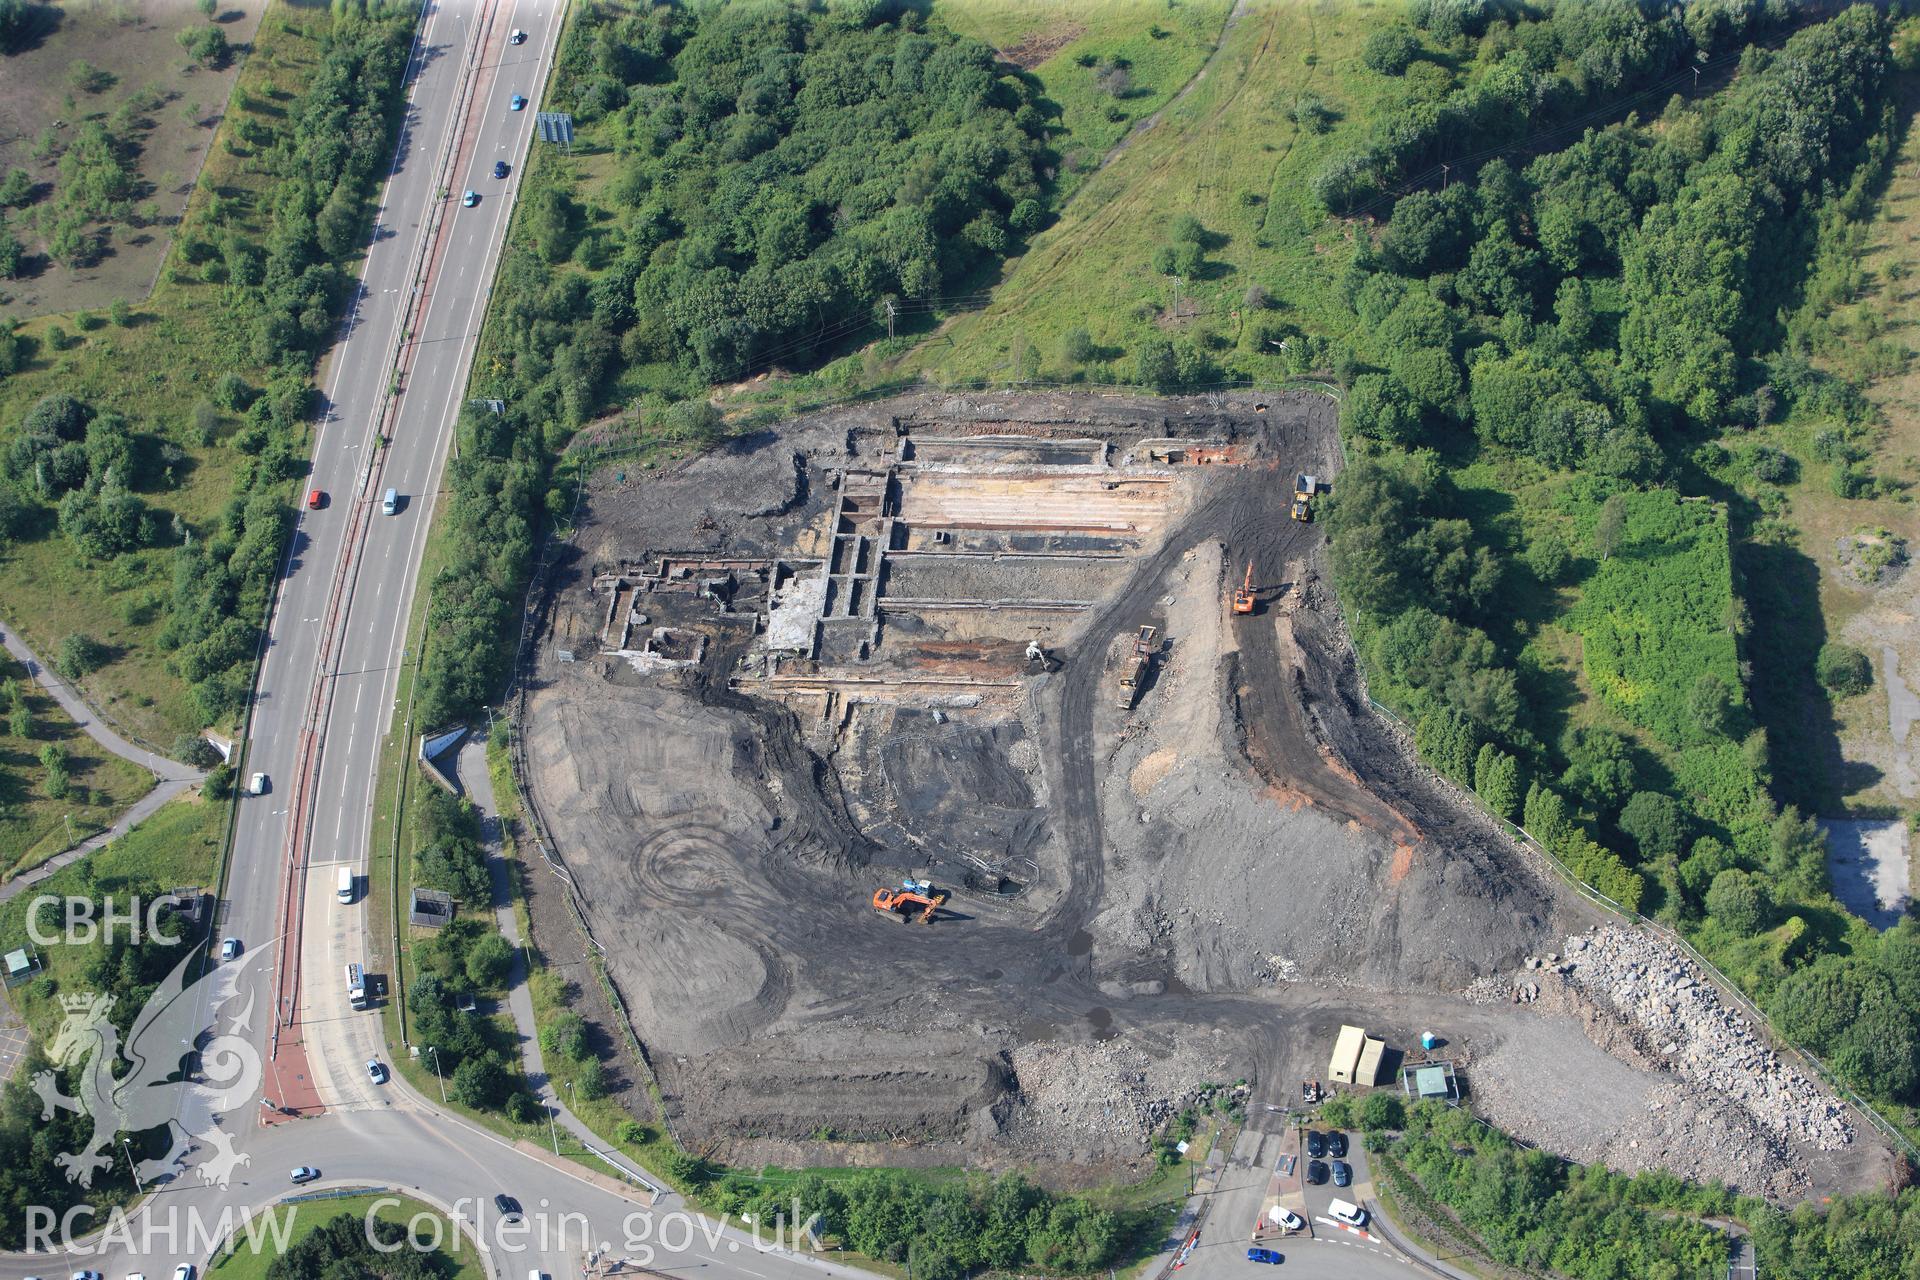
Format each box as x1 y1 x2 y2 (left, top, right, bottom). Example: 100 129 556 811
1754 72 1920 816
208 1193 488 1280
897 0 1381 384
938 0 1234 203
0 2 267 320
0 789 221 1041
0 4 364 746
0 652 151 879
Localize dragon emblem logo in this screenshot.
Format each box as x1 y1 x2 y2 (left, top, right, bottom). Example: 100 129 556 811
31 947 265 1189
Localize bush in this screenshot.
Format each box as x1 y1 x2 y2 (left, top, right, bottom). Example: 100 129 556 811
1816 642 1872 697
464 931 514 988
1363 28 1421 75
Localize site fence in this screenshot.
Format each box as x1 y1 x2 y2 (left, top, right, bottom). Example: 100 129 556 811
1359 693 1920 1167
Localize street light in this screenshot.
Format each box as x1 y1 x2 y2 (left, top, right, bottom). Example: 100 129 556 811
547 1099 561 1156
120 1137 144 1194
426 1045 447 1104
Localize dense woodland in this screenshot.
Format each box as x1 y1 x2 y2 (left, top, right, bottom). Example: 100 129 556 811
1324 4 1920 1116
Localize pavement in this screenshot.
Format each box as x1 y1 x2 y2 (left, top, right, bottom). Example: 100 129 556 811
458 736 654 1187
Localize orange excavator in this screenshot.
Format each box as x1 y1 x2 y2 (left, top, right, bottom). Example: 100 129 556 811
873 880 947 924
1232 561 1256 615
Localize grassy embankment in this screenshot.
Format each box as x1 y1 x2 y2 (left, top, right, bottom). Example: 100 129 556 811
0 652 150 879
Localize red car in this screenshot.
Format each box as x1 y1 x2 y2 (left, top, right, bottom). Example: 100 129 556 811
307 489 324 510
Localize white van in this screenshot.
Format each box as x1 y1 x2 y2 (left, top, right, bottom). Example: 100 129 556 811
382 487 398 515
336 866 355 904
1327 1198 1368 1228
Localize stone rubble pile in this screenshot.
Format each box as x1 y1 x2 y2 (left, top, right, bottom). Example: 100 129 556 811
1530 926 1854 1153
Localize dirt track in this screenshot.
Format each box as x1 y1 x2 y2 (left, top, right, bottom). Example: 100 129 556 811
516 391 1886 1198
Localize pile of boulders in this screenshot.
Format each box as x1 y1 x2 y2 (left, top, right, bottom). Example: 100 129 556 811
1532 926 1854 1153
1005 1035 1229 1153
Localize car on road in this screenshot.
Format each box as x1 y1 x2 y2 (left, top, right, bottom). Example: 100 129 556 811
1327 1131 1348 1158
1266 1207 1304 1232
494 1193 523 1222
508 28 525 44
126 1273 145 1280
173 1266 195 1280
509 94 526 111
220 937 242 961
462 189 480 208
290 1166 320 1184
71 1271 101 1280
307 488 324 510
494 161 509 179
383 487 400 515
1327 1199 1368 1229
1305 1130 1327 1158
248 771 268 795
367 1058 386 1084
1331 1160 1352 1188
1305 1159 1328 1185
1244 1248 1282 1265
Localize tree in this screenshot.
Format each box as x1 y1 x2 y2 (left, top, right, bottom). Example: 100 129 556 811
1704 868 1771 935
1359 1092 1405 1132
39 741 69 798
449 1054 510 1108
1593 494 1628 561
1816 643 1872 697
1059 327 1093 367
465 932 513 987
1618 791 1688 860
1416 703 1477 785
1688 672 1737 739
1134 337 1179 391
0 212 20 279
1473 744 1523 821
55 632 104 681
176 24 229 67
1559 724 1636 813
1026 1198 1118 1273
574 1056 609 1101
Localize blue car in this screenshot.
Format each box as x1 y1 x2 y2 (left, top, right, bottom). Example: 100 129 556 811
493 161 509 179
1245 1248 1283 1265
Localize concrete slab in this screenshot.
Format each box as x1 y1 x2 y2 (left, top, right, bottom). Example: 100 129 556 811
1821 818 1911 930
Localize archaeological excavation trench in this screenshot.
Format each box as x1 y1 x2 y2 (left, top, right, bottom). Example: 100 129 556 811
515 391 1887 1197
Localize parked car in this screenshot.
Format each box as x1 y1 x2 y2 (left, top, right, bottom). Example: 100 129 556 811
1266 1207 1304 1232
1327 1199 1368 1229
1305 1130 1327 1158
462 189 479 208
220 937 242 961
173 1265 196 1280
1331 1160 1352 1188
509 94 526 111
1243 1248 1282 1265
494 1193 523 1222
1305 1159 1328 1185
71 1271 101 1280
290 1166 320 1184
366 1059 387 1084
1327 1131 1348 1158
493 161 509 179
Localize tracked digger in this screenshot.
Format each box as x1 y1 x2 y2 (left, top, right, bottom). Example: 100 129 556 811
873 880 947 923
1232 561 1256 614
